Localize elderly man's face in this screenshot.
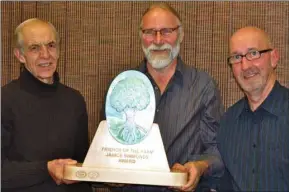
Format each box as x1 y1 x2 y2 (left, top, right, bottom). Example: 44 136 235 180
15 22 59 84
140 8 182 70
229 28 278 94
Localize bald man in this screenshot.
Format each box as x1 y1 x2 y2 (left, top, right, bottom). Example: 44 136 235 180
1 18 92 192
217 26 289 191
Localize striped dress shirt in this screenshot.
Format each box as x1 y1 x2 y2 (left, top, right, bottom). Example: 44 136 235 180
114 57 224 192
217 81 289 191
100 57 224 192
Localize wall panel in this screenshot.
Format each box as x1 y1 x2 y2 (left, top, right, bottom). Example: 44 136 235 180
2 2 288 190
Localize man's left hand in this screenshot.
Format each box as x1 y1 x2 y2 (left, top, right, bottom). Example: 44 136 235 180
170 161 209 191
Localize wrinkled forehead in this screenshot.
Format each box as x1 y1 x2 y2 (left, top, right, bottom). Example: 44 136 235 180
21 23 57 45
229 30 270 54
142 8 180 29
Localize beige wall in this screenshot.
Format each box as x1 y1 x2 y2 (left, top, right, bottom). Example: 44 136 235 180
2 1 289 142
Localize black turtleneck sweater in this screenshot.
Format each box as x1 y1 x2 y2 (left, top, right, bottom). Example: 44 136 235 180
1 68 92 192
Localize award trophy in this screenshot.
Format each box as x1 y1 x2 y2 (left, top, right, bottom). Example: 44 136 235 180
64 70 187 186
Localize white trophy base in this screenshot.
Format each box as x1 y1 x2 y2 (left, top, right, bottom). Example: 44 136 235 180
64 164 187 186
64 121 187 186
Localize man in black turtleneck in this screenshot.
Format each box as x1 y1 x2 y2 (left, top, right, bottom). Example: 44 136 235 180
1 18 92 192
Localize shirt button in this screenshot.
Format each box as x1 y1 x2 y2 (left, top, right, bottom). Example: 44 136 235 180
156 109 160 113
154 86 158 90
253 144 256 148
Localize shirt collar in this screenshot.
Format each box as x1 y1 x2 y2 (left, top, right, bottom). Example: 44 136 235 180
261 81 287 116
236 80 287 118
138 56 184 87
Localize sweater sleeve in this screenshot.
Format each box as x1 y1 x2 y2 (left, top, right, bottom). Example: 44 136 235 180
1 122 51 189
73 94 90 163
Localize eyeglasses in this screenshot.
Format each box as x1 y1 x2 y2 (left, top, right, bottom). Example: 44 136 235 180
227 49 272 65
141 26 180 37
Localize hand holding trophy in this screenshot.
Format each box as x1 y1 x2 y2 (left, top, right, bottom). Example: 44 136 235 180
64 70 187 186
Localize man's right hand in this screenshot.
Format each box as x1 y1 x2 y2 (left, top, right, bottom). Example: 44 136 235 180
47 159 78 185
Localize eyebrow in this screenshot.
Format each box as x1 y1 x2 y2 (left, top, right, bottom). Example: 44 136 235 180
230 47 258 55
27 43 40 48
27 41 56 46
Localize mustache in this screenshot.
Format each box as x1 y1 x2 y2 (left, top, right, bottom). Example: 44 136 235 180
147 44 172 51
242 67 260 77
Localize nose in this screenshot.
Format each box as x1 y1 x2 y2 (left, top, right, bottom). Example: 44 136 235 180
39 45 50 58
153 31 163 45
240 56 251 71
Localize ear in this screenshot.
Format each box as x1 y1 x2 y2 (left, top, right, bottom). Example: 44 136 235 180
14 48 26 63
56 41 61 60
270 48 279 69
179 29 184 43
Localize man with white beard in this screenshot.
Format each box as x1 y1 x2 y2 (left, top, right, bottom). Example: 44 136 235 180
105 3 225 192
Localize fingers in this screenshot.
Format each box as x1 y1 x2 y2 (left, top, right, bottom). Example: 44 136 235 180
181 161 208 191
181 165 199 191
169 163 186 191
62 179 79 185
57 158 77 166
47 160 63 185
47 158 78 185
170 162 204 192
171 163 186 173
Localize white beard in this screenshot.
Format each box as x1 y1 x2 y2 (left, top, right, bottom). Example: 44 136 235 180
142 42 180 70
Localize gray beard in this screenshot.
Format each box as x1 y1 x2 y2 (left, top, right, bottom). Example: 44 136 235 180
142 43 180 70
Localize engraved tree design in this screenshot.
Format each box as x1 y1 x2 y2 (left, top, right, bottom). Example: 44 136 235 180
110 77 150 144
